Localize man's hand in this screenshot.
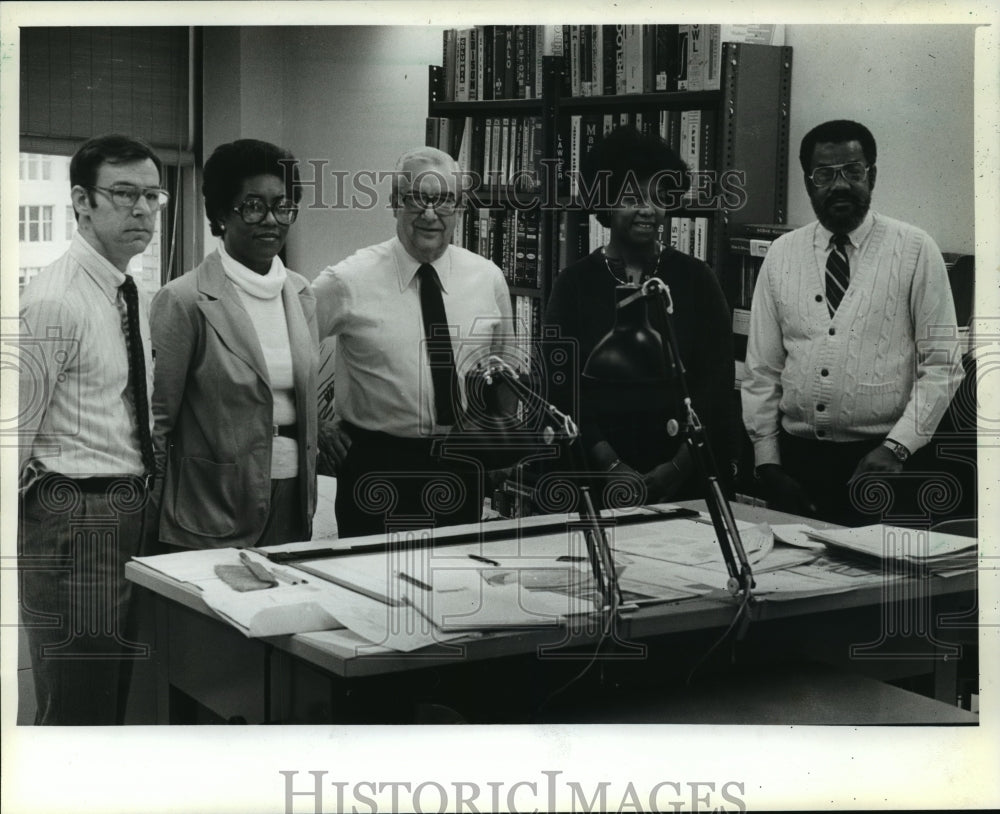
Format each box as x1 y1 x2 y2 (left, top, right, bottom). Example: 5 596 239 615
850 444 904 481
755 463 818 517
317 418 352 476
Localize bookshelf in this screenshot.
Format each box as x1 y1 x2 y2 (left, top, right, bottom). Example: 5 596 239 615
428 29 791 340
426 26 793 514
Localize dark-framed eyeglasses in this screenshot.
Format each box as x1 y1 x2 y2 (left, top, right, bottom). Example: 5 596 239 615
232 196 299 225
400 193 459 215
808 161 870 187
89 185 170 210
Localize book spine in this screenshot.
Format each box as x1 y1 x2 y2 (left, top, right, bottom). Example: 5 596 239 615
624 24 641 94
653 24 678 92
569 114 581 198
579 24 592 97
493 28 507 99
524 208 540 288
456 116 472 174
642 25 655 93
592 25 603 98
456 29 469 101
555 115 571 198
515 26 526 99
614 24 627 94
569 26 580 97
443 29 457 101
676 25 690 91
481 26 494 101
601 25 617 96
469 27 478 101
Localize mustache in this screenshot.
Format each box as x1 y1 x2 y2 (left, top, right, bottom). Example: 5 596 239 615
824 192 862 206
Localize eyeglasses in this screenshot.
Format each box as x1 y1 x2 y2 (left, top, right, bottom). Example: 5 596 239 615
400 193 459 215
89 185 170 210
808 161 871 187
232 197 299 226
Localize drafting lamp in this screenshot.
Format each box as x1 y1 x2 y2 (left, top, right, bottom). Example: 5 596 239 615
582 279 755 598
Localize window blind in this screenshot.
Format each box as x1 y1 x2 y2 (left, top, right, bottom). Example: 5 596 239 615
20 27 192 163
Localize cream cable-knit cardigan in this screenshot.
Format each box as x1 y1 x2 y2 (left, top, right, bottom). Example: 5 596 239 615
742 212 964 467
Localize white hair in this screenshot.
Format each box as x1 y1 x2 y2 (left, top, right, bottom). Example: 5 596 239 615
392 146 461 203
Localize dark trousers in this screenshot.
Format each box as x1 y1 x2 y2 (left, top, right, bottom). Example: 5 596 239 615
779 431 885 526
19 475 154 725
335 425 482 539
257 477 310 545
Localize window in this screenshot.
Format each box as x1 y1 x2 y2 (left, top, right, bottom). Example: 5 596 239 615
18 206 53 242
65 205 76 240
19 154 51 180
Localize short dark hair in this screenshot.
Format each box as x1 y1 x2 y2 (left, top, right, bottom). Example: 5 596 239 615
580 126 690 227
202 139 301 236
799 119 877 173
69 133 163 213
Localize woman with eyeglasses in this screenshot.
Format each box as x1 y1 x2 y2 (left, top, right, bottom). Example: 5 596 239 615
149 139 318 550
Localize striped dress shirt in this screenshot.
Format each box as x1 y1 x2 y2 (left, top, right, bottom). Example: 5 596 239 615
18 233 154 485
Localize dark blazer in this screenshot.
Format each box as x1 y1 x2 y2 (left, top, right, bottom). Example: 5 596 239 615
150 251 318 549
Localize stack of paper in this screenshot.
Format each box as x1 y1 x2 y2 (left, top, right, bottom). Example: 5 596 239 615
806 525 977 571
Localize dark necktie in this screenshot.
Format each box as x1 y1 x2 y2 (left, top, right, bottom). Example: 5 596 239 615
825 232 851 316
119 275 156 474
416 263 459 426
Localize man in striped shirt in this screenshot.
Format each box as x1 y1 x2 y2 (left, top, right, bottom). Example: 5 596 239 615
18 134 166 724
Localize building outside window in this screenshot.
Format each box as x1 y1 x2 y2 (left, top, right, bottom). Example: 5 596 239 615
19 153 52 181
18 206 53 242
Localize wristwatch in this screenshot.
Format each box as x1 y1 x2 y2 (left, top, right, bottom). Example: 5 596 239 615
882 438 911 463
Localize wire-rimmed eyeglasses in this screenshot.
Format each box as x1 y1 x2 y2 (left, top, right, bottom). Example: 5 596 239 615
807 161 871 187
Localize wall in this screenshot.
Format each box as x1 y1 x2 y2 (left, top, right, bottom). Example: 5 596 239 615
784 24 976 253
201 23 977 269
202 26 444 278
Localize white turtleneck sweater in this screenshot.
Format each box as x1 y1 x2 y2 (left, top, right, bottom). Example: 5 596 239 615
218 242 298 479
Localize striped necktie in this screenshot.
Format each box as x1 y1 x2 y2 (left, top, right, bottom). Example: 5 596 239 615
119 275 156 474
417 263 459 426
825 232 851 316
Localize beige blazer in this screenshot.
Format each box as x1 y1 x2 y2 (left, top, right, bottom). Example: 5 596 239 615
150 251 318 549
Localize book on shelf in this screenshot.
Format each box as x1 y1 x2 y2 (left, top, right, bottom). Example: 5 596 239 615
677 24 785 92
653 24 679 91
731 222 796 241
439 24 783 101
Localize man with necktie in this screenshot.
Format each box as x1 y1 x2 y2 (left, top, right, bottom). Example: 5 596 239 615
741 120 964 525
313 146 513 537
18 134 165 723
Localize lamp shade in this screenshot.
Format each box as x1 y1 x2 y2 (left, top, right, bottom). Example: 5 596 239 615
583 285 669 383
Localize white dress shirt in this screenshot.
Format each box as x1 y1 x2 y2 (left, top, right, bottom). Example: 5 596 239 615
313 238 513 437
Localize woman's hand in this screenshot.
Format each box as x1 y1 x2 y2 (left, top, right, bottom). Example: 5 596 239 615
642 460 686 503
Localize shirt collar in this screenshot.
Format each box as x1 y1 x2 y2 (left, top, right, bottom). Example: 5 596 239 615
817 210 875 250
70 232 128 304
392 238 452 293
